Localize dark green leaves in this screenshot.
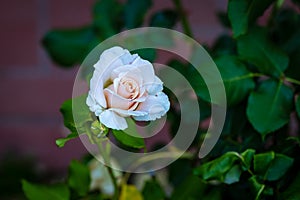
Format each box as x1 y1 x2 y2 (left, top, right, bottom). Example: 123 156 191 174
246 79 293 136
57 95 93 147
228 0 273 37
253 151 275 175
254 152 293 181
215 55 255 106
93 0 124 38
150 10 178 28
248 176 266 200
112 129 145 149
124 0 152 28
296 95 300 118
142 179 165 200
237 28 289 78
60 95 93 134
22 180 70 200
264 154 294 181
22 160 93 199
241 149 255 170
194 151 241 184
281 172 300 200
170 174 206 200
194 150 293 193
68 160 91 196
42 27 99 67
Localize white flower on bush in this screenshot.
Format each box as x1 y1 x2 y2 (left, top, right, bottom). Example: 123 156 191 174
87 46 170 130
88 157 121 195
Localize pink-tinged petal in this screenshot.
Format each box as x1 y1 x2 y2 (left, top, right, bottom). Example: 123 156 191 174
99 110 128 130
90 46 136 108
111 65 143 85
134 92 170 121
104 88 135 110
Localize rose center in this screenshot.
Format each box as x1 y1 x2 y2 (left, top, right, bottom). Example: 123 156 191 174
117 78 139 99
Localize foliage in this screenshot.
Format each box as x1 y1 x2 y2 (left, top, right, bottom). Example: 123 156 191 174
22 0 300 199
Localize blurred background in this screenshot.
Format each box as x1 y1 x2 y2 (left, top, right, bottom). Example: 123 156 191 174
0 0 228 172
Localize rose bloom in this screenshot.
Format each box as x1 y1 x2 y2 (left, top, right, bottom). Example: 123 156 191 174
87 46 170 130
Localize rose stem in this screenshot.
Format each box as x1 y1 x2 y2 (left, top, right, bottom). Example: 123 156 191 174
85 124 119 200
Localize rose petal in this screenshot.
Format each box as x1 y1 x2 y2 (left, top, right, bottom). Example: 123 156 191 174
146 76 163 95
87 91 104 116
104 88 134 110
134 92 170 121
90 46 137 108
111 57 155 86
110 108 148 118
111 65 143 85
99 110 128 130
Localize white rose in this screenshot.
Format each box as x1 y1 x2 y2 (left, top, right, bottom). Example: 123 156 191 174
87 46 170 130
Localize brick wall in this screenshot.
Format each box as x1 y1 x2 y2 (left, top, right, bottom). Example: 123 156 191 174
0 0 226 170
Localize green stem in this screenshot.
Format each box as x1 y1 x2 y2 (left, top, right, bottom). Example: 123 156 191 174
107 166 119 200
95 138 119 200
251 73 265 78
85 124 119 200
285 77 300 86
172 0 193 37
126 151 193 174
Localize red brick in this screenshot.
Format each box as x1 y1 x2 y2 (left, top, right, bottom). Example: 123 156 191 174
0 0 38 67
0 77 75 116
49 0 94 28
0 122 87 170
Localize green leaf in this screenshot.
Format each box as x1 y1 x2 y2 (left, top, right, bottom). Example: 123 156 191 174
237 27 289 78
246 79 293 136
55 133 78 148
194 152 239 182
281 172 300 200
131 49 156 63
296 95 300 118
149 10 178 28
224 165 242 184
93 0 124 38
124 0 152 28
264 154 293 181
142 179 165 200
254 151 275 175
211 34 237 57
254 152 293 181
168 158 193 187
112 129 145 149
170 174 206 200
215 55 255 106
22 180 70 200
68 160 91 196
241 149 255 170
248 176 265 200
228 0 273 37
42 26 99 67
60 95 93 134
